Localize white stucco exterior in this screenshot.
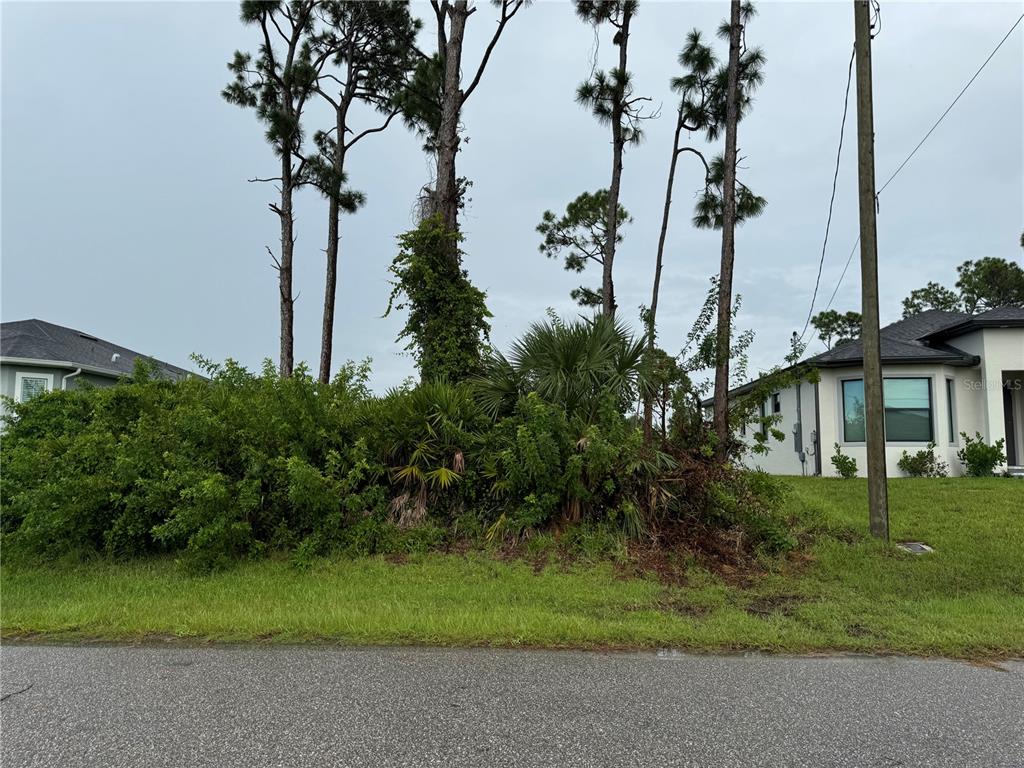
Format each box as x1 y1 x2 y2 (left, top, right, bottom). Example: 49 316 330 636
741 326 1024 477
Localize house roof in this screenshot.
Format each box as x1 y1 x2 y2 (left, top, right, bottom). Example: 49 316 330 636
700 307 1007 406
919 306 1024 340
804 309 979 369
1 319 193 381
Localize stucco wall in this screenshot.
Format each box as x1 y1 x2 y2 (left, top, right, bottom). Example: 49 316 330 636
950 327 1024 468
817 364 984 477
741 379 820 476
743 362 992 477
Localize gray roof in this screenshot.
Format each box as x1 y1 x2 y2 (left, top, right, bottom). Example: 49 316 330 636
1 319 193 380
701 307 1016 405
805 309 979 368
919 305 1024 340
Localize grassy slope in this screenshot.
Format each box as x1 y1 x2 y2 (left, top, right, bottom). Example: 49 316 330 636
2 478 1022 657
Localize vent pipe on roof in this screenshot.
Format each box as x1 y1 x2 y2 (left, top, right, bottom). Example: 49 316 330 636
111 353 121 363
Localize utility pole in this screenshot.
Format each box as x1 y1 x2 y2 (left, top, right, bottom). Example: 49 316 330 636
853 0 889 540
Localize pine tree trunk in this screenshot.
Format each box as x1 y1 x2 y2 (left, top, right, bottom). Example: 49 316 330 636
602 6 632 318
643 110 684 443
319 186 341 385
279 156 295 378
319 101 350 386
712 0 742 461
435 0 468 247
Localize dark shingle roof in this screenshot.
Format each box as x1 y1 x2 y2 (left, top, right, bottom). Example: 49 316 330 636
1 319 193 380
919 306 1024 340
702 306 1019 405
805 309 979 368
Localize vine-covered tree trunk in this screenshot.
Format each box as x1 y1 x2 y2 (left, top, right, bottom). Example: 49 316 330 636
435 0 468 248
712 0 742 460
643 110 684 443
602 5 632 318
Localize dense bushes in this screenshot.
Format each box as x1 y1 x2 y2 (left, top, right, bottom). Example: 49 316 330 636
2 322 794 570
2 359 383 570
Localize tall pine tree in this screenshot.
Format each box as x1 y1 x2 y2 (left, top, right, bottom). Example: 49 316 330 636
642 26 764 442
307 1 421 384
223 0 323 377
574 0 650 317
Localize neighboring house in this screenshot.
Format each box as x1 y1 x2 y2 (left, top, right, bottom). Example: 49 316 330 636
712 308 1024 477
1 319 193 407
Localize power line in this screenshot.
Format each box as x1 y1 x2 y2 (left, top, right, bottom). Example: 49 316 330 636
824 235 860 313
820 10 1024 312
798 44 856 343
877 11 1024 197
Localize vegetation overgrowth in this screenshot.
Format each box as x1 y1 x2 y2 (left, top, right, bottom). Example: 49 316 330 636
1 316 800 573
4 478 1021 659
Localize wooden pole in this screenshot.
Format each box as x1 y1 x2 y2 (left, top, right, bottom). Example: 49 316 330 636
854 0 889 540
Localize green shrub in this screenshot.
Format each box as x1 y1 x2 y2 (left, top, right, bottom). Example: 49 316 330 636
1 323 799 570
897 442 949 478
479 393 667 541
957 432 1006 477
704 470 795 554
830 443 858 479
369 380 484 527
1 359 375 566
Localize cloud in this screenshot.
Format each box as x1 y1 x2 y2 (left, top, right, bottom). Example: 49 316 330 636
2 1 1020 391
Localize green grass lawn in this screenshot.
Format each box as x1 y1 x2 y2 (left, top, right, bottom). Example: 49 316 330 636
2 477 1022 658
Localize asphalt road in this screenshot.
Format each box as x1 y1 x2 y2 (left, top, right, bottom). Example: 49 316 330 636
1 645 1021 768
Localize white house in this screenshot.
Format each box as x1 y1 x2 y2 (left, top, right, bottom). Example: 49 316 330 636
717 308 1024 477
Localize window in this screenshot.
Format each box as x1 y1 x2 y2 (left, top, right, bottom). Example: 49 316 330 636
15 371 54 403
946 378 956 444
759 401 767 437
771 393 781 414
842 380 867 442
842 377 933 443
885 378 933 442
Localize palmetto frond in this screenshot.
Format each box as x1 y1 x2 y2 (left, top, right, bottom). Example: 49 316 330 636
425 466 459 490
472 313 648 423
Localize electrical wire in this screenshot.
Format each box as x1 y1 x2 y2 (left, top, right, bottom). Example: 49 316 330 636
819 11 1024 312
823 236 861 313
798 45 856 344
877 11 1024 197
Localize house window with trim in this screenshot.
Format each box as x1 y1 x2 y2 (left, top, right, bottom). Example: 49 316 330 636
15 371 54 402
842 377 933 443
946 378 956 444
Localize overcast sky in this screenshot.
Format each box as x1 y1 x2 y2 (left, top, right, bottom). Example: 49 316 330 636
2 1 1022 390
